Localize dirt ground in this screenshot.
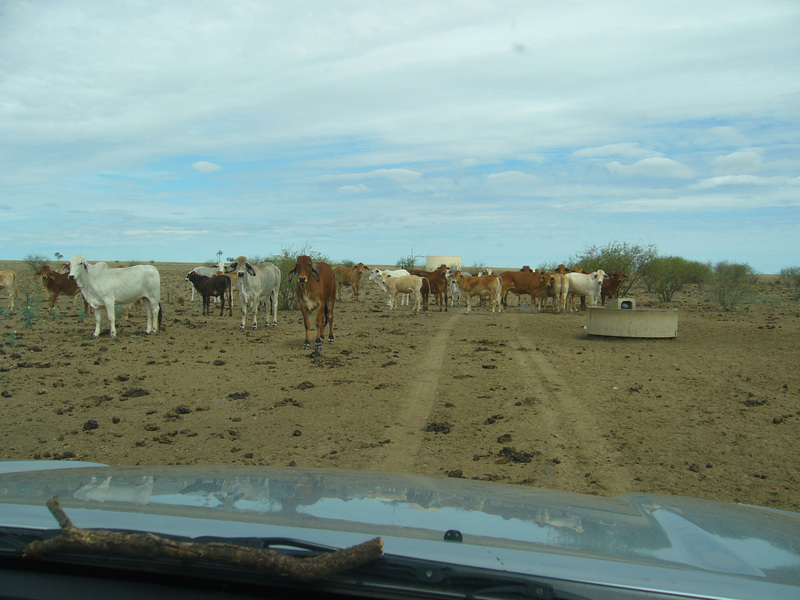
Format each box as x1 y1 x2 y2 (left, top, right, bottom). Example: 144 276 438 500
1 260 798 512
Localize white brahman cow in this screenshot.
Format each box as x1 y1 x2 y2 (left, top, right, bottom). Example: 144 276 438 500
67 255 161 338
369 268 410 307
565 270 607 312
225 256 281 330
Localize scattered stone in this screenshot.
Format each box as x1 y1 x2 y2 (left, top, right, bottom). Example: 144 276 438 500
497 433 512 443
689 463 700 473
292 429 302 436
482 364 497 369
424 422 451 434
1 390 11 398
121 388 149 398
498 447 539 463
296 381 315 390
446 470 463 478
213 359 225 366
174 405 192 414
228 391 250 400
82 420 99 431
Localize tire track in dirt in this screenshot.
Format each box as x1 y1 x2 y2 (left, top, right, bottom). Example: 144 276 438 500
512 322 633 496
372 311 461 474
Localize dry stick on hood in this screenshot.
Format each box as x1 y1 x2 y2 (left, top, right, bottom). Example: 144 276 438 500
24 496 384 582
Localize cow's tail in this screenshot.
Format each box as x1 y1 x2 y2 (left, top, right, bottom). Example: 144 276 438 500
158 302 164 330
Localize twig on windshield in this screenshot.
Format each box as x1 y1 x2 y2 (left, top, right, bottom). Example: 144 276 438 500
24 495 384 582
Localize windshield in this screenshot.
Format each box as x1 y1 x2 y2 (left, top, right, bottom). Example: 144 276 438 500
1 2 799 599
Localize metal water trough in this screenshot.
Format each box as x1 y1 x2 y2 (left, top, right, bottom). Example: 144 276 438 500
586 298 678 338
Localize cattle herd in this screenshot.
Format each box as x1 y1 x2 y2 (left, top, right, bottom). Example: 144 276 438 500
0 256 628 351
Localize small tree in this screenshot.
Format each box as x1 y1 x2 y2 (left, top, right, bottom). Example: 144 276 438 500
779 266 800 300
570 241 658 296
396 255 417 271
18 253 50 312
24 253 50 274
705 261 758 311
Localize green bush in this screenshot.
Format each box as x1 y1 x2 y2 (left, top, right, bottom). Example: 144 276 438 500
641 257 710 302
779 266 800 300
705 261 758 311
569 241 658 296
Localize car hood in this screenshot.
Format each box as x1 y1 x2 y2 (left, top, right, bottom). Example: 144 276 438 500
0 461 798 599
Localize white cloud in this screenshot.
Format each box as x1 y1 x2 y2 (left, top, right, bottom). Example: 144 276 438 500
486 171 539 185
690 175 800 190
709 126 749 146
456 158 482 167
340 168 423 183
338 184 369 194
607 158 695 179
712 151 763 174
192 161 221 173
573 143 660 159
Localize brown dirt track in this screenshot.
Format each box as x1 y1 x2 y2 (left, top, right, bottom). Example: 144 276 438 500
1 260 798 512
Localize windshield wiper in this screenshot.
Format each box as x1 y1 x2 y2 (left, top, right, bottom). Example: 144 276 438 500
343 554 592 600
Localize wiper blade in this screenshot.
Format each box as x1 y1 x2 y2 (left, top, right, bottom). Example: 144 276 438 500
346 554 592 600
20 496 383 582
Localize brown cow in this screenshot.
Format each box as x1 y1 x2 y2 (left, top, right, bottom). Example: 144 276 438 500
601 269 629 305
538 272 569 313
500 270 543 308
288 255 336 352
409 266 449 311
34 265 89 312
0 270 17 311
449 270 502 313
334 262 369 301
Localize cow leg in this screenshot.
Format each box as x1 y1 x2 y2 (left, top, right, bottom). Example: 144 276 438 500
270 290 278 327
238 298 247 330
314 307 325 352
250 295 260 330
299 307 312 350
326 299 335 345
105 304 116 338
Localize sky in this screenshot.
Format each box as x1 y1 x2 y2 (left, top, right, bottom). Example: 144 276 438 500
1 1 798 273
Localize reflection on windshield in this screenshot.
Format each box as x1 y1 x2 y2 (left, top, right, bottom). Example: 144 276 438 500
0 465 797 579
